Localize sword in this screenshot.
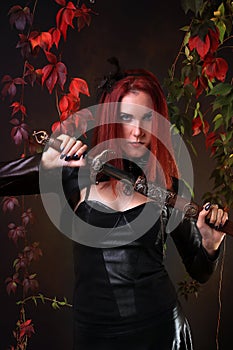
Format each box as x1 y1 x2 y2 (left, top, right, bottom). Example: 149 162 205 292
33 130 233 237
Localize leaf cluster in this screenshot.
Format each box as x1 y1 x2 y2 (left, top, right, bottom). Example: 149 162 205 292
165 0 233 209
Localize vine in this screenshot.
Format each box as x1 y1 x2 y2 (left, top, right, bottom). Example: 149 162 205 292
1 0 96 348
165 0 233 209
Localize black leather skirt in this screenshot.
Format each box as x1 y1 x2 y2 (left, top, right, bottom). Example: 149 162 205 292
73 305 193 350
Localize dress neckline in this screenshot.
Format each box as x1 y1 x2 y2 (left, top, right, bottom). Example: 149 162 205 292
77 199 156 214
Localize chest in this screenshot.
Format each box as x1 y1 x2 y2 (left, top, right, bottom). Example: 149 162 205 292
77 181 153 212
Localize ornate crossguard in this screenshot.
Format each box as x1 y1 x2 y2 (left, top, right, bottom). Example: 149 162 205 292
33 130 233 237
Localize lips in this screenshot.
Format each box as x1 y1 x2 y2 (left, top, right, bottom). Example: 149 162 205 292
128 142 144 148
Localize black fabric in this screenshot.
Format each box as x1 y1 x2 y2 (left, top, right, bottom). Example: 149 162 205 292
72 197 219 348
74 304 192 350
0 154 42 195
0 154 221 350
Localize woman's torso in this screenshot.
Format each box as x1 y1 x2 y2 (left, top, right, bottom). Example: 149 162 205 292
72 182 178 335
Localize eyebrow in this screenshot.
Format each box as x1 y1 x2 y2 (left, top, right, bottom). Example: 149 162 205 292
119 111 153 118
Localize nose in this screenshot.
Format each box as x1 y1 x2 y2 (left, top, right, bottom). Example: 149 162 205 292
132 121 144 138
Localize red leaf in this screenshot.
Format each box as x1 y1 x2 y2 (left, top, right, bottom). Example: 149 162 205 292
24 63 39 86
10 101 26 116
23 275 39 294
56 2 76 40
192 116 202 136
22 208 34 225
16 33 33 59
189 35 210 60
10 120 29 145
75 4 95 32
1 74 12 83
5 273 19 295
208 27 220 54
8 6 33 31
56 62 67 89
45 50 57 64
2 196 19 213
205 132 217 155
19 319 35 339
203 56 228 82
192 116 209 136
49 27 61 49
41 64 54 86
59 95 69 112
46 68 58 94
14 253 28 271
51 121 62 133
8 224 25 244
24 242 42 262
69 78 90 97
55 0 67 5
29 31 53 51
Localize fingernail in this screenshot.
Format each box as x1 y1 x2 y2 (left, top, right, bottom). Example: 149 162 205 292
72 154 80 160
60 154 66 159
214 225 219 230
65 155 71 161
205 203 211 211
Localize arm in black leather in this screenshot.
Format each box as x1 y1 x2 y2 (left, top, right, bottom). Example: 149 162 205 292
0 153 90 210
169 208 220 284
0 154 43 196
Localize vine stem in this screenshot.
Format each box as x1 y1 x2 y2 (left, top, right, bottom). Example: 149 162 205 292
18 294 72 308
215 237 226 350
170 21 193 80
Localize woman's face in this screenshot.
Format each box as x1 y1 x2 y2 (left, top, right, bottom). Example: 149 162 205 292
118 91 154 159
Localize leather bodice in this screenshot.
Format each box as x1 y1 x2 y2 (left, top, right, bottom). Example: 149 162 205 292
72 197 219 334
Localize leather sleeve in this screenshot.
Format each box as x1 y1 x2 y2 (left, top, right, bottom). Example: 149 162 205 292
0 154 42 196
0 154 89 208
168 207 220 283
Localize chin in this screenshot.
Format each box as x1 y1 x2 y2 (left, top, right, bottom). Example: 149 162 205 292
124 150 147 159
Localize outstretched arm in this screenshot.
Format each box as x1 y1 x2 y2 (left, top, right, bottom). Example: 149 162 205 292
0 154 42 196
0 134 88 197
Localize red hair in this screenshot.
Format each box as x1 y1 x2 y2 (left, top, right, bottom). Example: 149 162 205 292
91 69 179 190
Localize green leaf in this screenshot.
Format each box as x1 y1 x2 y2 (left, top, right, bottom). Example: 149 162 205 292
218 3 225 16
180 25 190 32
216 20 226 43
193 102 200 119
213 114 223 131
208 83 232 96
32 296 37 306
181 0 204 15
39 293 45 304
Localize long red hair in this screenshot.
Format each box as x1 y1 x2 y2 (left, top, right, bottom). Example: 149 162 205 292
91 69 179 190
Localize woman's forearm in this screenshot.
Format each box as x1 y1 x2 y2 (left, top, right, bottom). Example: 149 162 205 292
0 154 42 196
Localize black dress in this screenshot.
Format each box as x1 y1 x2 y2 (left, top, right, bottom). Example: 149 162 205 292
0 155 220 350
70 180 219 350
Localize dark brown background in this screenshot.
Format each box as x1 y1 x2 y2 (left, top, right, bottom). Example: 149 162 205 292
0 0 232 349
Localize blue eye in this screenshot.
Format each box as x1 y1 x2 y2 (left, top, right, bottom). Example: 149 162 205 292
119 113 133 122
142 112 153 121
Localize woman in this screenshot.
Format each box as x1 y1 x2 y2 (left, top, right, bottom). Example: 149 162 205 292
0 69 227 349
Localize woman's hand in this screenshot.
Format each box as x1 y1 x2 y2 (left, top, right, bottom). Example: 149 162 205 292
41 134 88 169
197 203 228 256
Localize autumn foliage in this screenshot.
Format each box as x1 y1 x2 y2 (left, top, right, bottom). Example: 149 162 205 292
0 1 96 349
166 0 233 208
1 0 94 147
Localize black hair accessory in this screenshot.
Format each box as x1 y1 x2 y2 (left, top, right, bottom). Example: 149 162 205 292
97 57 126 95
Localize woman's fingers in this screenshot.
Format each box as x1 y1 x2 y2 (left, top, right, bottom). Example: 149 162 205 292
205 203 228 230
56 136 87 161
